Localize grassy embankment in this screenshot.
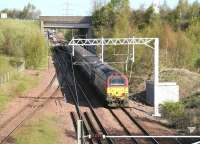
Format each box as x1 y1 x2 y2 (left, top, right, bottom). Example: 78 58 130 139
160 69 200 133
0 71 39 111
0 19 48 111
13 115 59 144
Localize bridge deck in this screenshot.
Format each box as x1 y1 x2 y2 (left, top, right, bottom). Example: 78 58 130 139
40 16 92 29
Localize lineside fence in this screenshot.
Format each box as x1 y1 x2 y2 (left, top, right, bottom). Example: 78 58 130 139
0 61 25 86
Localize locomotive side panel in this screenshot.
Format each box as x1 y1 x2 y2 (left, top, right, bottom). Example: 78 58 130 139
94 71 107 97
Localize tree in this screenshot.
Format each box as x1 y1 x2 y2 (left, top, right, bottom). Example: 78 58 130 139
160 0 170 20
19 3 41 19
1 8 21 18
92 5 115 37
176 0 190 30
112 0 132 37
0 3 41 19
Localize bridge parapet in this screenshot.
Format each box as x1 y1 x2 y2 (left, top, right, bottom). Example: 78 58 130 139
40 16 92 29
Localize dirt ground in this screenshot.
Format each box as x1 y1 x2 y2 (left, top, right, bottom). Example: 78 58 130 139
0 64 55 129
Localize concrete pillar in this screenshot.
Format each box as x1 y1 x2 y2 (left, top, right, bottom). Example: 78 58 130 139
87 28 92 38
40 20 44 33
153 38 161 117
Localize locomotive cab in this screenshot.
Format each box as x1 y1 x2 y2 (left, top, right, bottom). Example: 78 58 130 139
107 73 129 107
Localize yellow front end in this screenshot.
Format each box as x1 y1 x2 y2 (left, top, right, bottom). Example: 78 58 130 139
107 87 128 99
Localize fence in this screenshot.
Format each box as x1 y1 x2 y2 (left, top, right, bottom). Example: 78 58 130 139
0 72 13 86
0 61 25 86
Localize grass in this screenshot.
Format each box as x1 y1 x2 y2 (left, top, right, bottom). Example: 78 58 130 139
14 116 59 144
0 72 39 111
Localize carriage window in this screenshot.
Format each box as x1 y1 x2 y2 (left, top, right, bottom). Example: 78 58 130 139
110 77 125 86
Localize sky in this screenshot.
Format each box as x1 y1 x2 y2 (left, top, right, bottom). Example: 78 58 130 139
0 0 199 16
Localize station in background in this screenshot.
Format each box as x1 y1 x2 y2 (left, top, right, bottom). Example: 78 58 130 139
1 13 7 19
146 81 179 106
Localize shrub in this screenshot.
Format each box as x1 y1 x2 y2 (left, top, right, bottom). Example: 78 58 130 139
195 58 200 70
0 20 48 69
183 93 200 109
161 101 187 127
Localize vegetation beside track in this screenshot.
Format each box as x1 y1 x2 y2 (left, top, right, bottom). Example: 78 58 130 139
92 0 200 72
91 0 200 90
0 19 48 110
92 0 200 133
0 19 48 69
14 115 59 144
160 69 200 133
0 55 14 75
161 96 200 134
0 72 40 111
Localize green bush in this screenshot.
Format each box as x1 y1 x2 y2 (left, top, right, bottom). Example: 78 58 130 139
195 58 200 70
0 19 48 69
161 101 187 127
183 93 200 109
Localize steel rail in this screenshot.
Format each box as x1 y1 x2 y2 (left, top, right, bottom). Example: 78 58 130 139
84 112 103 144
0 74 56 131
121 108 159 144
108 109 139 144
58 46 114 144
70 112 94 144
53 48 81 118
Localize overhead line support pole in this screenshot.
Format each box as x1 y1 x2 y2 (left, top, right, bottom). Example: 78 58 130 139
72 37 75 56
101 37 104 63
77 120 83 144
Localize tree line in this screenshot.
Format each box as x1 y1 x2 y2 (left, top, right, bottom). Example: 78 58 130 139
0 3 41 19
92 0 200 72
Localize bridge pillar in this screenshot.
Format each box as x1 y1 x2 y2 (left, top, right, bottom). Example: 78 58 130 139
87 28 92 38
40 20 44 33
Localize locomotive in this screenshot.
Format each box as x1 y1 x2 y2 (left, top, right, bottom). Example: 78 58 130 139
73 45 129 107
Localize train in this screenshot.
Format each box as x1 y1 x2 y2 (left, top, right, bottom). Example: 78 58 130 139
72 45 129 107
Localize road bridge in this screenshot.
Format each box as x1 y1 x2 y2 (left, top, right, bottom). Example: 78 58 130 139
40 16 92 37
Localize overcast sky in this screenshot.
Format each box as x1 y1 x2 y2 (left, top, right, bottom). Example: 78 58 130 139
0 0 199 16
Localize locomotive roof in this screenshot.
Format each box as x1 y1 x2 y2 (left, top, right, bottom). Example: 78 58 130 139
74 45 121 76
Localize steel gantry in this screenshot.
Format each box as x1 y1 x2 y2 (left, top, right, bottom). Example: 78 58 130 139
68 37 160 117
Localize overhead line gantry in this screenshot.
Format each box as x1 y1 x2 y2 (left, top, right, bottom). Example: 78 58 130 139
68 37 160 116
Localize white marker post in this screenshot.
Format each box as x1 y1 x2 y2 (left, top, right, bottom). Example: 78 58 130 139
77 120 83 144
153 38 160 117
132 44 135 63
101 37 104 63
72 37 75 56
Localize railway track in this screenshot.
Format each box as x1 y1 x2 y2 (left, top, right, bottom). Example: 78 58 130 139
53 46 193 144
76 68 183 144
53 47 114 144
0 74 59 144
54 47 144 143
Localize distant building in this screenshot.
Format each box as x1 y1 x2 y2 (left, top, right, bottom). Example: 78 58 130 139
1 13 7 19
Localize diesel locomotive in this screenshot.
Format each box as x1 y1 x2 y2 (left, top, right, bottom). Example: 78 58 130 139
73 45 129 107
